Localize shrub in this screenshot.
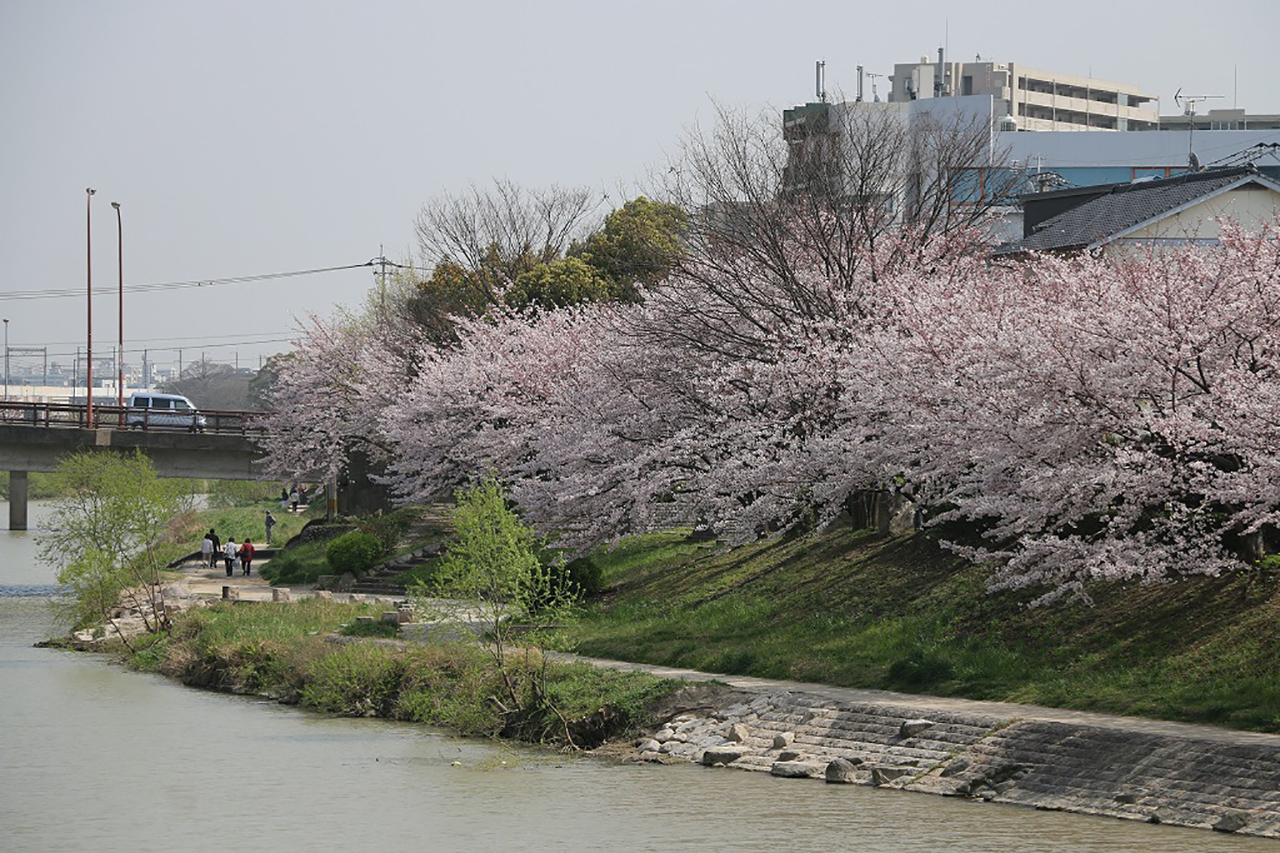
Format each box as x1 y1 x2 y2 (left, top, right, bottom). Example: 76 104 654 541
564 556 603 597
326 531 383 576
300 644 406 717
360 508 418 555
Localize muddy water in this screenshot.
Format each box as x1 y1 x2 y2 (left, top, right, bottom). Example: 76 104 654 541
1 501 1271 852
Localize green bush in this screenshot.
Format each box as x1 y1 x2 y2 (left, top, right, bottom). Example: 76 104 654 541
564 556 603 597
325 531 383 576
360 508 418 556
300 644 406 717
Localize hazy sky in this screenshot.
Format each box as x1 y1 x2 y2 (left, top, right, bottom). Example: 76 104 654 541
3 0 1277 377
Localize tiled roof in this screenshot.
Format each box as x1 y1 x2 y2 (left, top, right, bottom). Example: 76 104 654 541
995 167 1279 255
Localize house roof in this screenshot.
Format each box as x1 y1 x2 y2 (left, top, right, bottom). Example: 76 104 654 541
995 166 1280 255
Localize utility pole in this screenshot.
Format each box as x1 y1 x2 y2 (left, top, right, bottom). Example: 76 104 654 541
376 246 389 316
86 187 95 427
142 349 149 388
178 348 183 380
112 201 123 413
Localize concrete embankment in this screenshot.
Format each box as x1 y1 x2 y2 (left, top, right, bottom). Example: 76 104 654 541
587 658 1280 840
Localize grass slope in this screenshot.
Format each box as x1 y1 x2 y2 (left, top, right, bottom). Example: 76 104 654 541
568 525 1280 732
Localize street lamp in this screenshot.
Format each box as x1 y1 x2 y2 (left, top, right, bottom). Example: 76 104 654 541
86 187 95 428
3 318 8 401
112 201 123 415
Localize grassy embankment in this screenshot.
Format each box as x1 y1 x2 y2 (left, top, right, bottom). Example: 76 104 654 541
129 598 675 747
566 525 1280 733
152 481 320 567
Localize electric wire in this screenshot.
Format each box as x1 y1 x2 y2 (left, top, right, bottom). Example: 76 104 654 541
0 261 375 302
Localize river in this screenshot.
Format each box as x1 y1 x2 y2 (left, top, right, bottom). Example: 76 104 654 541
1 500 1272 852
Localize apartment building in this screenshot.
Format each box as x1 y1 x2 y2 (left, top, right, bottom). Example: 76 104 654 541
1152 108 1280 132
887 55 1158 131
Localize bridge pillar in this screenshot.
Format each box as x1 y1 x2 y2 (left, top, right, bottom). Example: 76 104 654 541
9 470 28 531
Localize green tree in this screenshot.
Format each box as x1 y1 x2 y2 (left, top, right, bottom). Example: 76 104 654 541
402 256 498 343
412 475 578 738
572 197 688 300
38 451 189 647
506 256 618 312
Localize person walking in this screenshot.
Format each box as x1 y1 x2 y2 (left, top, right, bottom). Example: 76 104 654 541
208 529 221 569
239 539 255 576
223 537 237 577
200 532 214 569
289 485 299 513
280 486 289 511
264 511 276 545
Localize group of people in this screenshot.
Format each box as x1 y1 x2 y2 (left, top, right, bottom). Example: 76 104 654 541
281 484 308 513
200 529 256 577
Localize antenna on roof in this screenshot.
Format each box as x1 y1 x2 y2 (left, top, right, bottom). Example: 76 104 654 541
1173 88 1223 172
815 60 827 103
866 71 884 102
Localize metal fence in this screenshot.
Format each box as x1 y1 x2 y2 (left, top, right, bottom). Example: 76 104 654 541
0 400 264 434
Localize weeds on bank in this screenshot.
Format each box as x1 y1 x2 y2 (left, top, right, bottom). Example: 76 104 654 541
134 598 677 746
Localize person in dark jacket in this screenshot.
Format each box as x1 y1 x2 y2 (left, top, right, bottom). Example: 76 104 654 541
208 530 221 569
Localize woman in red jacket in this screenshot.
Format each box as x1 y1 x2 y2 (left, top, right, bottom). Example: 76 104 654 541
238 539 255 576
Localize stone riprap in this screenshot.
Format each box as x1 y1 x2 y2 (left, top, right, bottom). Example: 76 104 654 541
626 687 1280 839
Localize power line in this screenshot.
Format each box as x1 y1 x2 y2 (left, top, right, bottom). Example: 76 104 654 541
28 329 296 347
0 261 374 302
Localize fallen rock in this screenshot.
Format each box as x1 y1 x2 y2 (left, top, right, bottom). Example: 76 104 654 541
726 723 751 743
272 588 293 603
773 731 795 749
702 746 749 766
940 758 970 778
635 739 660 753
898 719 935 738
777 749 803 762
654 728 675 743
825 758 862 784
1213 813 1247 834
871 767 912 786
770 761 824 779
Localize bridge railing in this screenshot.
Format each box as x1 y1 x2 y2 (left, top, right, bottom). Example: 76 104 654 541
0 401 266 434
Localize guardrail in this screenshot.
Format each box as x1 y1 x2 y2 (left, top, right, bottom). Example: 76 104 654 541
0 401 265 434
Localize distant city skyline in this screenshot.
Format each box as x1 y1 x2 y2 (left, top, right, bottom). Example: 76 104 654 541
3 0 1278 377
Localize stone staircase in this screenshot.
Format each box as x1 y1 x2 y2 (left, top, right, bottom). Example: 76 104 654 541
630 689 1280 838
348 543 444 596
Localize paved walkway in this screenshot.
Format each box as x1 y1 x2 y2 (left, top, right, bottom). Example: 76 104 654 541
563 654 1280 748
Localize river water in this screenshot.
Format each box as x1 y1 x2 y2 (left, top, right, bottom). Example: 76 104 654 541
1 500 1272 852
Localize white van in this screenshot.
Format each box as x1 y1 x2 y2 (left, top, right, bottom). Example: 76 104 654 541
126 392 207 431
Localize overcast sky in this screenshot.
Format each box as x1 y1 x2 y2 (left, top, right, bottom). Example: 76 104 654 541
2 0 1277 378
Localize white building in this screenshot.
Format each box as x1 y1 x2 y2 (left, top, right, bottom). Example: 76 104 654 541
886 54 1158 132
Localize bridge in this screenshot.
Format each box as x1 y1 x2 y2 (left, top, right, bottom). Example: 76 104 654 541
0 401 276 530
